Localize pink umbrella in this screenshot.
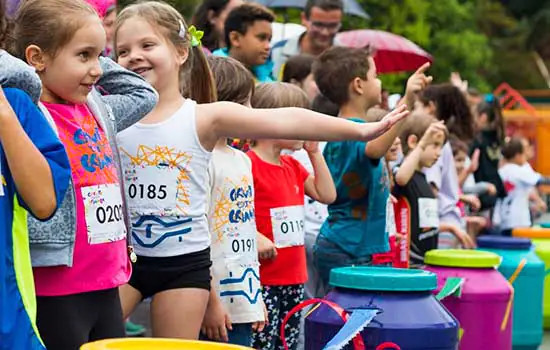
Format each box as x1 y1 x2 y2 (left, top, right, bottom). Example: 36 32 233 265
336 29 433 74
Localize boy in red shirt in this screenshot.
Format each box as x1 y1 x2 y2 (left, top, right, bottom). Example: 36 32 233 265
248 82 336 350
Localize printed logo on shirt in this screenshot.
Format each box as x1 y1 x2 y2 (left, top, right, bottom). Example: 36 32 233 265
219 263 262 305
58 116 118 185
504 180 515 193
211 176 255 246
74 127 114 173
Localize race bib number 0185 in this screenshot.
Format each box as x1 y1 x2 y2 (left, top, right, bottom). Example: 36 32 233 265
126 165 179 215
82 184 127 244
270 205 305 248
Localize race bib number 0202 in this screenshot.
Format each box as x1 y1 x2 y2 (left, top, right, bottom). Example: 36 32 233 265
82 183 127 244
270 205 305 248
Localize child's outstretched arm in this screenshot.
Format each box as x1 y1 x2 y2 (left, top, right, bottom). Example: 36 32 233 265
0 50 42 103
96 57 158 132
197 103 409 150
0 86 70 219
303 142 336 204
366 63 432 159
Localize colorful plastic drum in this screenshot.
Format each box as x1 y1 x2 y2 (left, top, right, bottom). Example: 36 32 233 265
477 236 544 350
305 267 459 350
424 250 512 350
513 227 550 328
80 339 253 350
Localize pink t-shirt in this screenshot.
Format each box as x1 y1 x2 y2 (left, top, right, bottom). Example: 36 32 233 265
33 103 131 296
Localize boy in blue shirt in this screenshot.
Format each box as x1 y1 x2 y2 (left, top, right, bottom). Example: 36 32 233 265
213 3 275 82
312 46 431 290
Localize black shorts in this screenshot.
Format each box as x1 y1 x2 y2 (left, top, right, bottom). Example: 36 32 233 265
37 288 124 350
128 248 212 299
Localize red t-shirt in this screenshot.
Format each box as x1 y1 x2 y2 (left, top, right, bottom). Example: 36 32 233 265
248 151 310 286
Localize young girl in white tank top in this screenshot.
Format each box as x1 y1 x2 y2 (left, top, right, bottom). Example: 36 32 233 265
114 1 409 340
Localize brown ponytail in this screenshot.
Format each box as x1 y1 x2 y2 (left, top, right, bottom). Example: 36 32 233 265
184 45 217 104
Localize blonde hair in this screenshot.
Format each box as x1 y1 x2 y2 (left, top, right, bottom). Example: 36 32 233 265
252 82 310 109
14 0 97 59
115 1 216 104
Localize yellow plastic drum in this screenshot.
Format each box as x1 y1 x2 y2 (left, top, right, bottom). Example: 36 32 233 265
81 338 253 350
513 227 550 328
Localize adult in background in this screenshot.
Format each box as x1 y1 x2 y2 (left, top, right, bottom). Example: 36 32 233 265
192 0 244 54
270 0 343 80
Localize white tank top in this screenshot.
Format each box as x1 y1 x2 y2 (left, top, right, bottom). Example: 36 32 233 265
117 100 211 257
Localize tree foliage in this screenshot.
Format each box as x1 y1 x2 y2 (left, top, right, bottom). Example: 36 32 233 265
117 0 550 92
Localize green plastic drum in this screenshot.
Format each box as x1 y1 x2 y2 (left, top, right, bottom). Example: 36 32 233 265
513 227 550 329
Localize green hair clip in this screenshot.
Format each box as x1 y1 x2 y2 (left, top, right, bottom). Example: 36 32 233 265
188 25 204 48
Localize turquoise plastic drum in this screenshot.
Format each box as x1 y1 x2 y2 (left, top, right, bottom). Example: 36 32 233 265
477 236 544 350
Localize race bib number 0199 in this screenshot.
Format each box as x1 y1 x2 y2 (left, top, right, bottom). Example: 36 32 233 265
270 205 305 248
82 183 127 244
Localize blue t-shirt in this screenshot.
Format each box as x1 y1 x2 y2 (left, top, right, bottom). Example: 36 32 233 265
319 118 390 257
0 88 70 349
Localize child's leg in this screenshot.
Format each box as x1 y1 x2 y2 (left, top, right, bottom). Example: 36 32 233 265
119 284 143 319
150 288 209 339
275 284 305 350
36 288 124 350
89 288 125 341
36 294 94 350
227 323 254 347
253 286 282 350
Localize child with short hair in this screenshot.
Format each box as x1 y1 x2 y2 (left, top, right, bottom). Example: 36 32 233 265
311 46 425 290
282 54 319 100
394 113 474 267
213 3 275 82
249 82 337 350
201 55 266 347
497 138 550 236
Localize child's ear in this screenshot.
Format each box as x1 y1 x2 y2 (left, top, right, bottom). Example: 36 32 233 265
176 46 189 66
229 31 241 49
351 77 363 96
25 45 47 72
407 134 419 150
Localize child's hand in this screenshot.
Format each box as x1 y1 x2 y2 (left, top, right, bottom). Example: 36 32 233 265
468 149 480 173
450 72 468 93
360 105 410 141
252 301 268 333
405 63 433 100
304 141 320 154
257 233 277 260
201 297 232 342
461 194 481 212
418 121 446 149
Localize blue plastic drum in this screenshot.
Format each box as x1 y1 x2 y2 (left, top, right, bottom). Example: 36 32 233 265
305 267 459 350
477 236 544 350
